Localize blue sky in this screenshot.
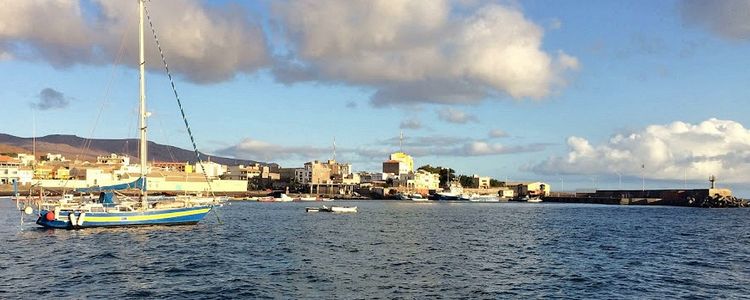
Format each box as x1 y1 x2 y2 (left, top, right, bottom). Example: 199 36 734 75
2 0 750 195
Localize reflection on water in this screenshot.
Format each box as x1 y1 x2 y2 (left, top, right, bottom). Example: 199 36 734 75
1 198 748 298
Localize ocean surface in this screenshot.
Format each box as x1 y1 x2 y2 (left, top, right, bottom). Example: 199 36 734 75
1 198 748 299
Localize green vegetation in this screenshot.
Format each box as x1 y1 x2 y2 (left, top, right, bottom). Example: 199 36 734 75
490 179 505 187
419 164 506 188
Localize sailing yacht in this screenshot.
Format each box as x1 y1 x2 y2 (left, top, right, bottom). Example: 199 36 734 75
35 0 218 229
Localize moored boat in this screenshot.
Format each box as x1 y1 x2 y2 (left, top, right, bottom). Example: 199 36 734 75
306 205 358 213
34 0 221 229
527 197 543 203
469 195 500 202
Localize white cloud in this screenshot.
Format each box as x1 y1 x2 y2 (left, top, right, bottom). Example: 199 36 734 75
217 138 329 162
371 135 547 158
0 0 270 83
0 0 92 65
437 107 477 124
399 118 423 130
489 129 509 138
272 1 578 106
220 134 548 164
531 118 750 183
681 0 750 40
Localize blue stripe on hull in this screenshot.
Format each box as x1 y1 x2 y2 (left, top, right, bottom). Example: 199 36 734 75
36 206 212 229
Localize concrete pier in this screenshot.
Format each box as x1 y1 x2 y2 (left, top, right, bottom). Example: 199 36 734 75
544 188 747 207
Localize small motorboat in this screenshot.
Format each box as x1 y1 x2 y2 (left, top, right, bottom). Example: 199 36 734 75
306 205 358 213
527 197 543 203
469 195 500 202
330 206 357 213
298 195 317 201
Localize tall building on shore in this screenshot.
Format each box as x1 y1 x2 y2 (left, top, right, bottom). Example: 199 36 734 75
383 152 413 175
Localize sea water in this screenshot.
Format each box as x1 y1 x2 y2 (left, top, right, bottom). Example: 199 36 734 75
1 199 748 299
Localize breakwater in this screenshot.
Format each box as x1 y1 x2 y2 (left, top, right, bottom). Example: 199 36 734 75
545 188 748 208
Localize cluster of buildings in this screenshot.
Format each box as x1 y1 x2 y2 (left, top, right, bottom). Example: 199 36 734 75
0 150 549 198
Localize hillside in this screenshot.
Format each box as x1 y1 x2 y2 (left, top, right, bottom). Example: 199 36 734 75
0 133 265 166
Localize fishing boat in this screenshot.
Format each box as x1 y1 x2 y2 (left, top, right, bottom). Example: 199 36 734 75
34 0 220 229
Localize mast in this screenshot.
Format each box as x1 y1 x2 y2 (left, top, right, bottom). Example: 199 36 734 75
138 0 148 209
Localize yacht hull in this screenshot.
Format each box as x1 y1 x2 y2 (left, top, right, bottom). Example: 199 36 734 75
36 206 212 229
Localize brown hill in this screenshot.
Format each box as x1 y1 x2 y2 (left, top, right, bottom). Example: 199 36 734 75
0 133 266 166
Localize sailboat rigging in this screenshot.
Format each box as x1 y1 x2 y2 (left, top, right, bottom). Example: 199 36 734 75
33 0 222 229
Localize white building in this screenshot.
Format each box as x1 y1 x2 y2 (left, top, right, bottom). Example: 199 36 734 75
413 170 440 190
223 164 272 180
17 168 34 184
472 175 491 189
194 161 227 178
97 153 130 166
45 153 66 162
17 153 35 166
0 155 20 184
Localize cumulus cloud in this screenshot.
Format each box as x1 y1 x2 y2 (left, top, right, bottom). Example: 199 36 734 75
463 141 547 156
369 135 547 158
437 107 477 124
400 118 422 130
220 134 547 163
0 0 269 83
272 0 578 106
489 129 509 138
680 0 750 40
31 88 69 110
216 138 329 162
531 118 750 183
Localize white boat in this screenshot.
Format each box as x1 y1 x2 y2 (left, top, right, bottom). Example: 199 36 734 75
330 206 357 213
527 197 543 203
434 182 464 201
410 194 430 202
469 195 500 202
310 205 357 213
298 195 317 201
274 194 293 202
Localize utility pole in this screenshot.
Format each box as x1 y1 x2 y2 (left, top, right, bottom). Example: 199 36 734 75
399 130 403 152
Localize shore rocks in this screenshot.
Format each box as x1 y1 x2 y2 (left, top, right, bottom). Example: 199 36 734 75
687 194 748 208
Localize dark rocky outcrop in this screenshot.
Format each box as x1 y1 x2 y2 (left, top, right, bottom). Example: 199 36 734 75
687 194 748 208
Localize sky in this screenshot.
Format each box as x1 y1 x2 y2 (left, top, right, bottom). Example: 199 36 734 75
2 0 750 195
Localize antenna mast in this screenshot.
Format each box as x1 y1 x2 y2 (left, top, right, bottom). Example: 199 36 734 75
399 130 403 152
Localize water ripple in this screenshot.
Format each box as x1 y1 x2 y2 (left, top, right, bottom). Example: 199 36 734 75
1 200 749 298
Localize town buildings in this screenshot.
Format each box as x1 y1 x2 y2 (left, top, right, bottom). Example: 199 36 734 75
0 148 530 198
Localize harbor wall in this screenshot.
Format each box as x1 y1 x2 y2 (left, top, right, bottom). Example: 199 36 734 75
544 188 737 206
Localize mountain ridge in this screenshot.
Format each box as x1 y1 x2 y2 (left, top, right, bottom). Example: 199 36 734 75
0 133 266 167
